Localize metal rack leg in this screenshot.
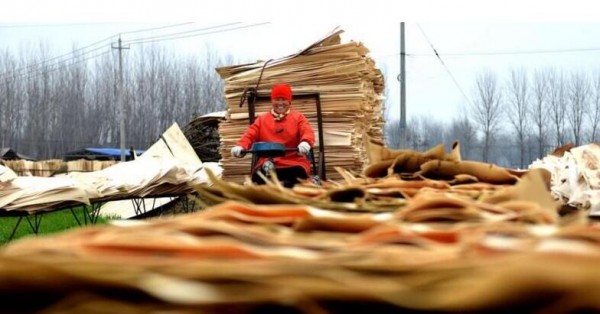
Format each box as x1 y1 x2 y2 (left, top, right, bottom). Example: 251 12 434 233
7 216 24 241
25 214 43 234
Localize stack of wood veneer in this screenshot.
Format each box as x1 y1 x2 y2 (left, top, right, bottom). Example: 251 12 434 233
216 28 385 183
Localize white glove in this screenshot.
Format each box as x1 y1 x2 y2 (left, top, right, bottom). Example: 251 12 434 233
231 146 244 158
297 141 310 155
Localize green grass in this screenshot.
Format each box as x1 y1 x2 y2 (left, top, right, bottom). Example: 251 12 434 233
0 195 206 245
0 206 111 245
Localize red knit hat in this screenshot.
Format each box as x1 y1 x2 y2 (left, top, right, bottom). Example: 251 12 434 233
271 83 292 102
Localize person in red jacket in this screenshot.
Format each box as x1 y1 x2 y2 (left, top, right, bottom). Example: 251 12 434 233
231 83 315 187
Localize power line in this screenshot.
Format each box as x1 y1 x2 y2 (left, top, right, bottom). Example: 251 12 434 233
0 22 194 80
16 49 112 81
416 23 474 107
0 22 122 28
118 22 194 35
0 37 113 79
122 22 242 44
372 46 600 60
1 22 269 84
1 46 111 81
123 22 270 46
409 47 600 56
0 22 259 81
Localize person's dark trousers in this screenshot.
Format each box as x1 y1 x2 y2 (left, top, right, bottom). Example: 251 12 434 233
252 166 308 188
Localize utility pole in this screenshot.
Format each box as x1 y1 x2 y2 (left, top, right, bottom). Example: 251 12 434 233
112 36 129 162
399 22 407 148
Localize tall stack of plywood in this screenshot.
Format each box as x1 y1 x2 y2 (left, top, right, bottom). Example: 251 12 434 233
216 28 385 183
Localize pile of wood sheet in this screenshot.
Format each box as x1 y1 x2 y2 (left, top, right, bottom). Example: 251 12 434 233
0 171 92 212
2 159 63 177
2 140 595 312
184 111 225 162
0 164 17 183
3 159 116 177
1 198 599 312
0 156 202 214
67 159 116 173
0 123 222 215
216 28 385 183
529 143 600 216
196 159 557 224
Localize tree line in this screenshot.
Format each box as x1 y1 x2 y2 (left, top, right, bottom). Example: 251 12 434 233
0 44 231 159
385 68 600 169
1 43 598 169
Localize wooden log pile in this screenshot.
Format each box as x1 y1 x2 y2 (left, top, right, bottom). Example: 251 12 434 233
183 111 225 163
216 28 385 183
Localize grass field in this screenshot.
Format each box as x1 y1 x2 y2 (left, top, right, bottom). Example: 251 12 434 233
0 195 205 245
0 206 111 244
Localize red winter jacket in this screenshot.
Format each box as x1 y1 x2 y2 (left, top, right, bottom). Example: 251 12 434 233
237 110 316 176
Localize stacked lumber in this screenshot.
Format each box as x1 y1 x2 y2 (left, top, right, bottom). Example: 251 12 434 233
216 28 385 183
2 159 63 177
66 159 116 172
2 159 116 177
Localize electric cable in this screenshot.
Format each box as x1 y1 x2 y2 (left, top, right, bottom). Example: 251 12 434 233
0 22 194 80
416 23 475 107
409 47 600 56
124 22 269 46
0 22 120 28
14 49 112 81
121 22 241 44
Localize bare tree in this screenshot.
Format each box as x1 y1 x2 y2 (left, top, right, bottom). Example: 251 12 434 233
402 115 445 152
588 69 600 143
129 44 156 148
446 114 478 160
547 69 568 147
384 118 402 149
530 69 549 158
90 54 117 146
0 41 225 159
404 116 422 151
493 133 519 167
126 44 228 150
379 65 403 149
197 45 228 115
505 68 530 168
566 71 589 146
470 70 503 162
21 44 55 158
0 50 17 148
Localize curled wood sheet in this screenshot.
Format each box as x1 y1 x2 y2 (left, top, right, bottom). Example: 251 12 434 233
1 200 600 313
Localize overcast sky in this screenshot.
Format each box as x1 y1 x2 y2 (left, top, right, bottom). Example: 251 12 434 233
1 0 599 122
